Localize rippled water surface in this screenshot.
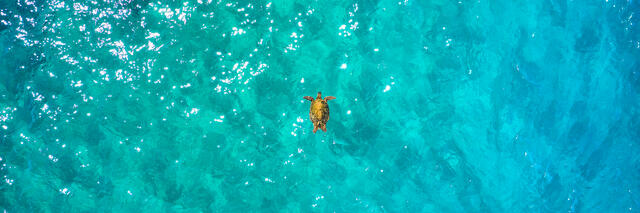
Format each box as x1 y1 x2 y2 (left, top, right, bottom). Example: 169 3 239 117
2 0 640 212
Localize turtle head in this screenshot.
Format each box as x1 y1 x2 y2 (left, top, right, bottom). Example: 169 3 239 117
317 92 322 99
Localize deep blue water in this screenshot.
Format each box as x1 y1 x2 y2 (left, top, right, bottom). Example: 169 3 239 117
1 0 640 212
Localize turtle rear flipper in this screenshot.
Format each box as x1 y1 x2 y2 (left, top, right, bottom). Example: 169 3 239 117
313 125 319 133
320 125 327 132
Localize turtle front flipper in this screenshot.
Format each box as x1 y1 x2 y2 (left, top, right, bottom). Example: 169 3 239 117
324 96 336 101
303 96 314 101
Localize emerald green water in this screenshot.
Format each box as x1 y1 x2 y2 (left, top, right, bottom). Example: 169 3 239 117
1 0 640 212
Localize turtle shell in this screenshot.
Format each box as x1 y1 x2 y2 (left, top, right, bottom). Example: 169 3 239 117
310 98 329 132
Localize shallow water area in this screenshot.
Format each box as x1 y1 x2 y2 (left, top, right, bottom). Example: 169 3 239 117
1 0 640 212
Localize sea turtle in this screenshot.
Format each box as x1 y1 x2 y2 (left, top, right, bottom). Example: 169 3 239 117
303 92 336 133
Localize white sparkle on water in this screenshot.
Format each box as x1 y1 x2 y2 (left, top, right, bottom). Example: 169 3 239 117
383 85 391 92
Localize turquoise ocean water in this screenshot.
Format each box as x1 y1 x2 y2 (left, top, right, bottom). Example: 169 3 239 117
1 0 640 212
